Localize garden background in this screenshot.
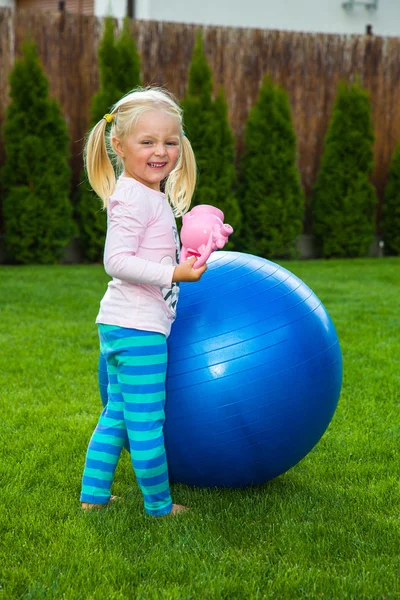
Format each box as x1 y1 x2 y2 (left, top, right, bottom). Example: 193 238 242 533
1 7 400 260
0 7 399 599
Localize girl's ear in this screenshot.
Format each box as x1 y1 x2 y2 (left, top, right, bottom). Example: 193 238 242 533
112 137 124 159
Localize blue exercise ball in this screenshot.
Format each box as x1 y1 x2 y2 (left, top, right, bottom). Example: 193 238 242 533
164 251 342 488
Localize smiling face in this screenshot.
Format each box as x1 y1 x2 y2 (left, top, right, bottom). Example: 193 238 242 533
112 109 181 191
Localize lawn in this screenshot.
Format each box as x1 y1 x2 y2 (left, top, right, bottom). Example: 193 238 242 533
0 258 399 600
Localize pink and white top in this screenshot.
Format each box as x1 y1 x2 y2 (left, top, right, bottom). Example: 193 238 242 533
96 176 180 337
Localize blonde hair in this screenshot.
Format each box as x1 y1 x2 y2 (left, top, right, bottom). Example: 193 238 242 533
84 87 196 216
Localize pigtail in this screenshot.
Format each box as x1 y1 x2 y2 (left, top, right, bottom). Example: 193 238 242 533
165 135 197 217
84 117 116 208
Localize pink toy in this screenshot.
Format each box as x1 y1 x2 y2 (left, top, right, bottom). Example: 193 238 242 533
180 205 233 268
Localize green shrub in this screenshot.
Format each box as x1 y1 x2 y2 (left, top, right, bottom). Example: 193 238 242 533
312 81 377 258
213 88 242 247
182 32 218 208
182 33 241 243
89 16 121 127
76 17 141 262
381 141 400 255
116 17 142 95
238 76 304 258
1 41 73 264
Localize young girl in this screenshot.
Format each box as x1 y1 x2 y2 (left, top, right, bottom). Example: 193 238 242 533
80 88 206 517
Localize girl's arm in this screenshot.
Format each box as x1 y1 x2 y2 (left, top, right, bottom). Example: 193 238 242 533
104 197 175 289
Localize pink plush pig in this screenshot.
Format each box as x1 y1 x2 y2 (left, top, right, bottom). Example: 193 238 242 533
180 205 233 268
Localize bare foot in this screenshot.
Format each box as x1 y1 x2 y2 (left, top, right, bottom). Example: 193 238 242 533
168 503 189 516
81 495 121 511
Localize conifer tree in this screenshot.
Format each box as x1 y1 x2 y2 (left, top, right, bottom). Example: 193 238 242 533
381 141 400 255
213 88 242 247
116 17 142 94
238 76 304 258
89 16 120 125
182 33 218 205
1 41 73 264
76 17 142 261
312 81 377 258
182 33 241 242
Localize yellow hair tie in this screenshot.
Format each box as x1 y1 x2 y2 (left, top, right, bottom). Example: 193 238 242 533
103 113 114 124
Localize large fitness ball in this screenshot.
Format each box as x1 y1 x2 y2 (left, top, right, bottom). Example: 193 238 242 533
165 251 342 488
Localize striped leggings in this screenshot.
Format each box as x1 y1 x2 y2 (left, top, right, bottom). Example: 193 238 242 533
80 324 173 517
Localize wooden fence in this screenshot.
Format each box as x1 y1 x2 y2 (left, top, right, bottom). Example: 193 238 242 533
1 7 400 228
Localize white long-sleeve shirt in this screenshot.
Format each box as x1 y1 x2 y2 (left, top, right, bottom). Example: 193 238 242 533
96 176 180 337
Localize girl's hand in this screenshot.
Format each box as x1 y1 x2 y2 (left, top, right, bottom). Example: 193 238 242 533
172 256 207 282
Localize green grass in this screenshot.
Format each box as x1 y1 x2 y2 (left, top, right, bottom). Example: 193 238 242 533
0 258 399 600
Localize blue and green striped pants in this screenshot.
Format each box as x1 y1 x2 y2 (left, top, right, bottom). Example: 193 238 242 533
80 324 173 517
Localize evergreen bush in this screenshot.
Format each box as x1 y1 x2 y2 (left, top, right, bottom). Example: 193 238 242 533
182 33 241 244
312 81 377 258
381 141 400 255
213 88 242 247
116 17 142 95
1 41 73 264
76 17 141 262
238 76 304 258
